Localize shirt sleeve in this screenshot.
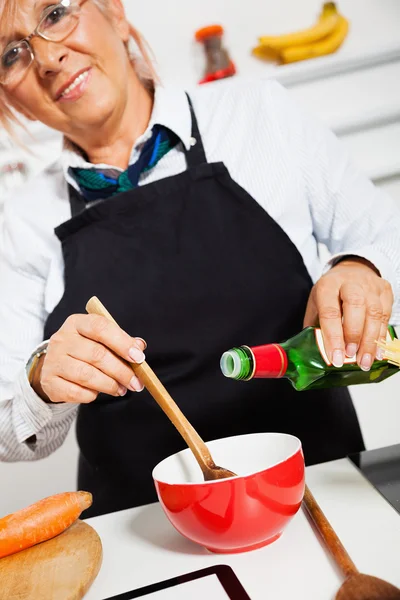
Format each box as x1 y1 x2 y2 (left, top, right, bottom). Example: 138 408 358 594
0 193 77 462
268 80 400 324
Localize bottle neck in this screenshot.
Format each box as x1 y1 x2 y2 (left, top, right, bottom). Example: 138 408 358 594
220 344 289 380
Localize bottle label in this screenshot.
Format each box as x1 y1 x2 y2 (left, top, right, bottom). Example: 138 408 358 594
315 328 393 366
249 344 288 379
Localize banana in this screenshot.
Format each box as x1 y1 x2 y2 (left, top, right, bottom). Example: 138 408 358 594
258 2 340 50
252 45 280 62
280 14 349 64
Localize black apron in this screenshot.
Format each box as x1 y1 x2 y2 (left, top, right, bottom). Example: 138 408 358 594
44 96 364 518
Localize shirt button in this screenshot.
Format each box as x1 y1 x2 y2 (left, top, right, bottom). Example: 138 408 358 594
189 137 197 147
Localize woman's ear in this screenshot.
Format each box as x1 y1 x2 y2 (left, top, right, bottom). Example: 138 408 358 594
108 0 130 43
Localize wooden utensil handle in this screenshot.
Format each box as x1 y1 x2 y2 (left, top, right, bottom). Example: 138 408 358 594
303 485 358 579
85 297 216 473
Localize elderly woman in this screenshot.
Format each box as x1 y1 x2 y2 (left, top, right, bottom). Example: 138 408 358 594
1 0 399 517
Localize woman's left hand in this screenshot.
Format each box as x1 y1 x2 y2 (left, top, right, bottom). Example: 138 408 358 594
303 257 394 371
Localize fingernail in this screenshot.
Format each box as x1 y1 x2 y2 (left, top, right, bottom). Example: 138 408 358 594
332 350 344 368
376 347 384 361
345 343 358 358
129 375 144 392
135 337 147 350
128 347 145 364
361 353 372 372
118 385 127 397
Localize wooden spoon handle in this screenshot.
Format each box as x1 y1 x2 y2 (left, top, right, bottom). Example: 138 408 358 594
86 296 216 475
303 485 358 579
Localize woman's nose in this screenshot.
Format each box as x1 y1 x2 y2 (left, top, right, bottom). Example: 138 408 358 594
31 37 68 78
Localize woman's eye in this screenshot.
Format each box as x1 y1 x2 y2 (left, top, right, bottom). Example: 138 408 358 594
1 46 22 70
44 5 68 27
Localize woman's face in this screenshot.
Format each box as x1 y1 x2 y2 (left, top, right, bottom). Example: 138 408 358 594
1 0 132 136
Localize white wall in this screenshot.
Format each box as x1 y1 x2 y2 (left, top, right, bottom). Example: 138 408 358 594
1 0 400 516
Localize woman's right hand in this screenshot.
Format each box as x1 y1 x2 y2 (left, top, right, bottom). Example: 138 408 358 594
32 314 146 404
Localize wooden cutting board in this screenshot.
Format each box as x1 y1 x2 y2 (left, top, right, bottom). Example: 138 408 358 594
0 520 102 600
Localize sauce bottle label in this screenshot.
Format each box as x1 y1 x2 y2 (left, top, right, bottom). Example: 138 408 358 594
315 328 393 366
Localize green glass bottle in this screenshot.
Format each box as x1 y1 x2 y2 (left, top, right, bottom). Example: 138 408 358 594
220 326 399 391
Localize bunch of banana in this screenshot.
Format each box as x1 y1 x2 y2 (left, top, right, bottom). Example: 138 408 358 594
253 2 349 65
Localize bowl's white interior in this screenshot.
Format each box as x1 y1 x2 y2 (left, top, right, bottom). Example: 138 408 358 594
152 432 301 485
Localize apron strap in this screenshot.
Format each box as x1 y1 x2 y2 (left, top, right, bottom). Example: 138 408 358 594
184 93 207 168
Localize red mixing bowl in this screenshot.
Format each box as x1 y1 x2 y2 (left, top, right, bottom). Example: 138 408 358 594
152 432 305 554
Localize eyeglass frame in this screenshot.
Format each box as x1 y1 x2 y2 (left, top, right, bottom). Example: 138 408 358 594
0 0 86 86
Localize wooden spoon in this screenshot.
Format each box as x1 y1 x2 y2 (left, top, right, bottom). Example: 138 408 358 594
303 485 400 599
86 296 236 481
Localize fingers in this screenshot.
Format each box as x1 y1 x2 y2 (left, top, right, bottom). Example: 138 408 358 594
42 314 147 404
65 314 146 364
41 376 99 405
42 352 144 403
53 355 128 397
42 354 126 401
341 282 365 358
65 336 142 392
303 288 319 328
339 281 393 369
135 338 147 351
311 268 394 372
376 283 394 360
376 322 388 361
356 296 383 371
315 283 345 367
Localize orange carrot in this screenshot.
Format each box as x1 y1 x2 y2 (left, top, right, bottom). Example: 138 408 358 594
0 491 92 559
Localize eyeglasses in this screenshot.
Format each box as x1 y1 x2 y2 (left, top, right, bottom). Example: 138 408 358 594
0 0 86 87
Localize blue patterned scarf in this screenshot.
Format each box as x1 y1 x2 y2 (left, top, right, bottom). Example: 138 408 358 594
69 125 179 202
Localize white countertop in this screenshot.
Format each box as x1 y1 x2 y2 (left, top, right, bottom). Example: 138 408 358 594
84 457 400 600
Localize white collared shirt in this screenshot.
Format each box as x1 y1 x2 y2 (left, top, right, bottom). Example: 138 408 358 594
1 77 400 462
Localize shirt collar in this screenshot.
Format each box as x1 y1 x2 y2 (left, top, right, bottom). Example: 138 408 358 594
62 84 192 187
150 85 192 152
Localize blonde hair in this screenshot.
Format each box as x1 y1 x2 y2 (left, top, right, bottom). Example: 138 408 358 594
0 0 21 137
92 0 157 87
0 0 158 139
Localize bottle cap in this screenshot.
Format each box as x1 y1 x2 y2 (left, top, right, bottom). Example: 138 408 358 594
220 350 243 379
195 25 224 42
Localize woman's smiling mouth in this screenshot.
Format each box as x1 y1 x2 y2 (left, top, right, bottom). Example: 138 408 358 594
56 67 92 102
